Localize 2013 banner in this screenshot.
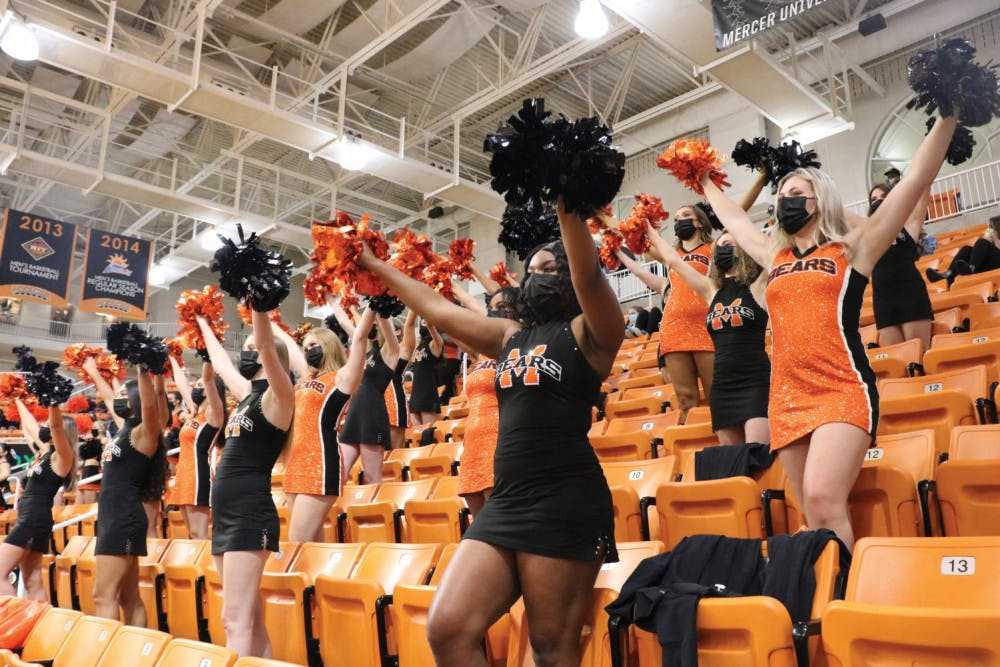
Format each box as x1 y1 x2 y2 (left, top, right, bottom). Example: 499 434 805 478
0 209 76 306
80 229 152 320
712 0 829 51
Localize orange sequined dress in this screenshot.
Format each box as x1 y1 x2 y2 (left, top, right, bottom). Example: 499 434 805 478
172 408 218 507
284 370 351 496
765 243 878 450
659 242 715 355
458 359 498 495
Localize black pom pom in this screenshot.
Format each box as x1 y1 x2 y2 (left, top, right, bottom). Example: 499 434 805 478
731 137 771 172
106 322 169 374
694 202 724 231
767 141 821 192
498 201 560 260
367 294 405 319
13 346 36 372
552 117 626 217
906 38 1000 128
323 313 350 347
25 361 73 407
210 224 293 312
926 117 976 166
195 348 210 362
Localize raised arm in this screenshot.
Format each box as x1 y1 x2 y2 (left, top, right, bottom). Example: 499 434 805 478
197 316 250 401
470 265 501 295
399 310 417 361
558 201 625 378
47 405 74 478
253 308 295 430
852 115 957 275
739 170 769 211
201 362 225 429
271 319 309 379
335 309 377 395
645 228 716 303
427 323 444 356
14 398 41 453
133 371 161 457
358 247 519 360
327 297 356 336
616 249 669 294
700 176 772 268
82 356 123 429
153 374 170 428
170 357 196 414
903 188 932 240
378 316 400 368
451 281 488 316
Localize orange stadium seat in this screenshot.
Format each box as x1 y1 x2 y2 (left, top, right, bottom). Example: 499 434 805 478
936 425 1000 536
142 539 206 633
403 493 470 544
345 479 437 543
73 537 98 615
602 457 677 541
965 301 1000 331
659 420 719 469
0 606 81 664
95 626 171 667
591 412 682 462
407 455 453 480
822 537 1000 666
333 483 379 541
951 266 1000 294
930 306 965 337
52 535 92 610
47 615 121 666
929 325 1000 348
865 338 923 379
159 541 219 640
154 638 237 667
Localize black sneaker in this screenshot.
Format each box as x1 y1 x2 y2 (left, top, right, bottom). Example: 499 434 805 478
925 267 949 283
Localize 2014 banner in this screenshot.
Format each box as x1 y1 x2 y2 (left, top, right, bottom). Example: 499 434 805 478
0 209 76 306
80 229 152 320
712 0 829 51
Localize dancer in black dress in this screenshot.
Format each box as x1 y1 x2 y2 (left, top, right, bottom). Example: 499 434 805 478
94 371 168 625
645 226 771 444
204 306 294 658
358 200 623 667
0 404 76 598
339 315 399 484
408 322 443 425
386 313 414 450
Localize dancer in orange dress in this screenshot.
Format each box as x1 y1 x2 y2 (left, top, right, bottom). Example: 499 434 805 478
700 114 957 549
169 358 225 540
284 313 375 542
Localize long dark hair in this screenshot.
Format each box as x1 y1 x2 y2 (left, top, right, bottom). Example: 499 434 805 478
122 379 169 504
513 240 581 328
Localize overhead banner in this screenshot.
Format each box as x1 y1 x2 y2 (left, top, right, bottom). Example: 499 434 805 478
80 229 152 320
0 209 76 306
712 0 829 51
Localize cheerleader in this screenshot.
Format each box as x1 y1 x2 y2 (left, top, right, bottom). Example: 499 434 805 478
638 229 770 445
358 200 623 667
77 424 102 505
0 403 76 598
202 308 294 658
94 372 168 624
168 357 225 540
700 115 957 549
386 313 414 450
284 311 376 542
408 322 443 425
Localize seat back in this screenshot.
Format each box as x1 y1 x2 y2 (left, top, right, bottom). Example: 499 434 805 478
292 542 367 580
346 480 437 543
965 301 1000 331
930 325 1000 349
936 426 1000 536
866 338 923 379
95 626 171 667
74 538 98 614
52 615 121 667
404 497 468 544
350 542 441 593
147 539 207 632
950 425 1000 460
877 366 986 448
407 455 453 480
655 478 767 550
154 638 237 667
53 535 92 610
429 475 460 499
589 431 658 462
604 412 681 437
602 458 677 540
20 607 82 662
660 421 719 471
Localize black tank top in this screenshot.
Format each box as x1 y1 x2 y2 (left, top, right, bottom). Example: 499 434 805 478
872 228 923 289
357 347 394 399
99 422 151 502
216 379 288 482
18 450 68 520
494 321 602 474
705 278 771 389
410 341 440 386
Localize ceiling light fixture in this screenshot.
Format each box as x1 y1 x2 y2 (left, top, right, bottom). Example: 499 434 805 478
149 265 167 286
337 136 372 171
0 14 38 62
200 231 223 251
575 0 608 39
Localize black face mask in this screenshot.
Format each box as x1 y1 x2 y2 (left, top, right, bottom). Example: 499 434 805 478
113 398 132 421
38 426 51 444
523 272 580 324
305 346 325 368
239 350 262 380
714 245 735 273
418 326 430 341
190 388 206 406
674 218 697 241
777 196 815 235
868 198 884 216
487 308 507 319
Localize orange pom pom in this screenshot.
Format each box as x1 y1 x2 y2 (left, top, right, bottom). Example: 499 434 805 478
448 239 476 281
388 228 436 281
237 301 252 325
66 395 91 413
489 262 512 288
290 322 314 346
656 139 731 195
0 374 29 403
96 354 126 384
587 206 614 235
3 404 18 424
176 285 228 351
312 213 388 299
619 193 670 254
73 414 93 433
29 403 47 422
62 343 100 376
599 230 624 270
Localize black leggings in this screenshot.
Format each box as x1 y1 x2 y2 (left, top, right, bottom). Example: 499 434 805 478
950 239 1000 274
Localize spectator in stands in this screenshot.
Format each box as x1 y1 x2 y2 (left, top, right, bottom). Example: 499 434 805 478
623 306 650 338
926 215 1000 285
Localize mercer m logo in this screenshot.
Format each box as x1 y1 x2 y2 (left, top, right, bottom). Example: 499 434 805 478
224 406 254 438
708 298 756 330
497 344 562 389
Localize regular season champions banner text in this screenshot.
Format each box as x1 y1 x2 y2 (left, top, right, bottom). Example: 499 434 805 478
0 209 76 306
712 0 829 51
80 229 152 320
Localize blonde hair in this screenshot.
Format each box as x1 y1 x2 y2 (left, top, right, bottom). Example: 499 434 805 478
306 328 348 374
771 168 849 253
675 204 714 249
708 236 761 288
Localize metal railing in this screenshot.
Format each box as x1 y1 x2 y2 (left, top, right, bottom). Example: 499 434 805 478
0 316 248 351
605 261 666 304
